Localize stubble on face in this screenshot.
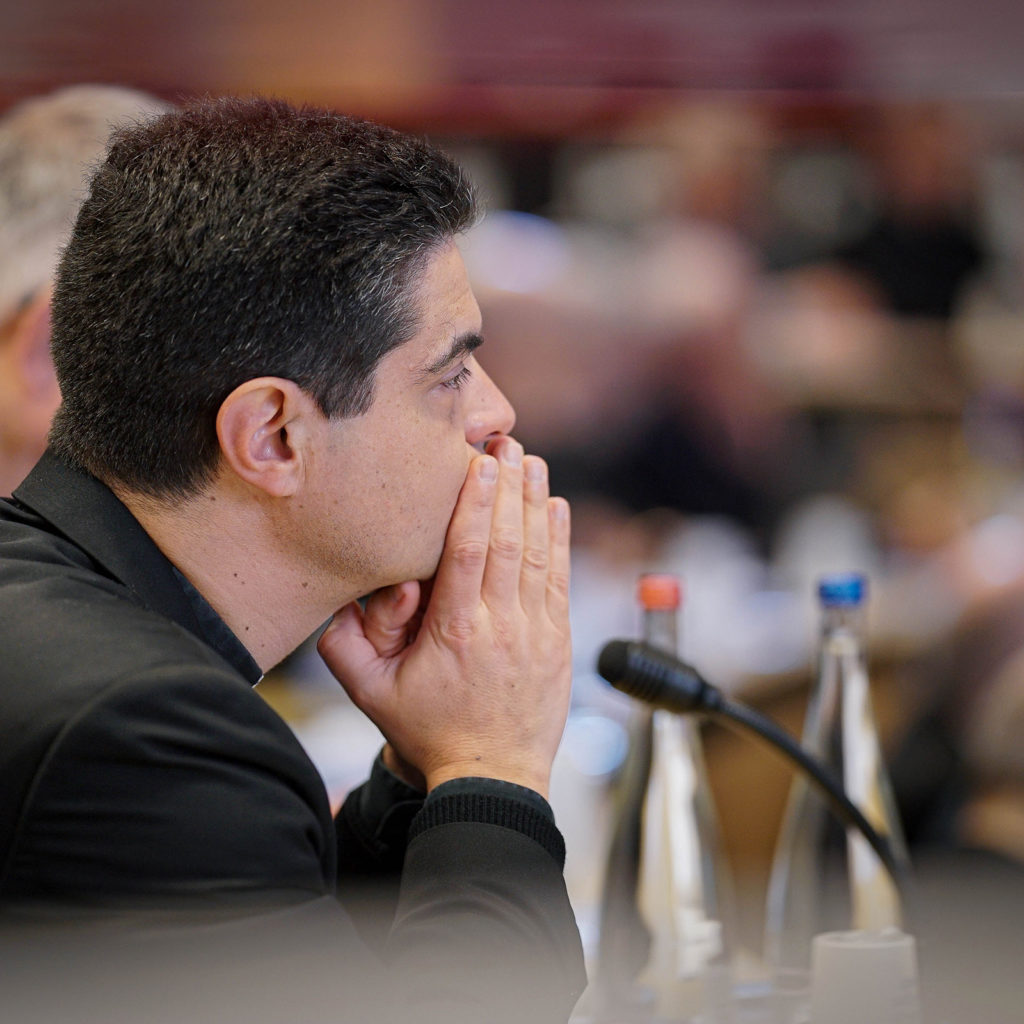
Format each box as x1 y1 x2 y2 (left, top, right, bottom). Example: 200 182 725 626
294 242 491 601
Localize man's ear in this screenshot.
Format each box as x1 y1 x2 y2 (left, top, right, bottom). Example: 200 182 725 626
0 289 60 457
8 290 55 400
215 377 319 498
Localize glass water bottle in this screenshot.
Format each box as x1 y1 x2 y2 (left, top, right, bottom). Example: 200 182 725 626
764 572 908 1020
635 573 735 1022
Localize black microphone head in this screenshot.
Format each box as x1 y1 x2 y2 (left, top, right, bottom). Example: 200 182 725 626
596 638 631 687
596 638 718 714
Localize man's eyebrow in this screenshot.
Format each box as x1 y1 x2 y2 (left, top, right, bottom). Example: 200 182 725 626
419 331 484 377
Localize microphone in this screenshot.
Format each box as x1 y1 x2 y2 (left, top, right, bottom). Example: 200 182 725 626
597 639 724 714
596 638 909 889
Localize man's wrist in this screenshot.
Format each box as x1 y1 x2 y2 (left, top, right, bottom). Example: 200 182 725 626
425 762 550 800
380 743 426 793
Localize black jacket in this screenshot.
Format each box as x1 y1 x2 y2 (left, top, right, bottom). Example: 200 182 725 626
0 450 585 1022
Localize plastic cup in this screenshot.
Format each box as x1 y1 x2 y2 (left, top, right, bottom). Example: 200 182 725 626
809 929 921 1024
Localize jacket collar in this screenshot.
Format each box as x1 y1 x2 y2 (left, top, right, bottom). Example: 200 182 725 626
14 449 262 684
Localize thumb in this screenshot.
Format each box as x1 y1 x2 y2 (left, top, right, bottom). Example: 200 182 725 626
361 581 421 658
317 602 387 713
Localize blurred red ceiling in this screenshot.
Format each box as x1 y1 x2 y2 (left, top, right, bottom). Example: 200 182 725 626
1 0 1022 134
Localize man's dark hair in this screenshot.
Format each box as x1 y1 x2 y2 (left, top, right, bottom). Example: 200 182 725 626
48 96 477 498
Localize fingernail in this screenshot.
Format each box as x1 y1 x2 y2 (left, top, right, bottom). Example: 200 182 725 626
525 458 546 482
502 441 523 466
479 456 498 481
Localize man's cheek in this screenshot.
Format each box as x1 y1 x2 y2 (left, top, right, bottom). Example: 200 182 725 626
440 464 472 538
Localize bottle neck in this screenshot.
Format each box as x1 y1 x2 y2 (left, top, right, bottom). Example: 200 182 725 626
806 601 868 744
819 602 865 642
642 607 679 655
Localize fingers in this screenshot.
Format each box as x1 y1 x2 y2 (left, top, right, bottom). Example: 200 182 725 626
518 455 551 612
429 437 568 633
427 453 498 632
361 581 421 658
480 438 524 607
546 497 571 624
317 603 380 710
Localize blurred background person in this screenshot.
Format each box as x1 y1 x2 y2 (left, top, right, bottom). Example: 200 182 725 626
834 102 985 325
0 84 167 495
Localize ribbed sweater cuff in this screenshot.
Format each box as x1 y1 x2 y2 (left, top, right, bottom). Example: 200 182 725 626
409 787 566 868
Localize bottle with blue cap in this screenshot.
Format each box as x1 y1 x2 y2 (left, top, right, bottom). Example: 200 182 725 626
763 572 909 1023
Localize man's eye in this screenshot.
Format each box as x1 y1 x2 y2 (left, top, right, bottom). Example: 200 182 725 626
441 365 473 391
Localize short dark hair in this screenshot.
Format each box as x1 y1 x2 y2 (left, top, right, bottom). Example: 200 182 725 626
49 96 477 498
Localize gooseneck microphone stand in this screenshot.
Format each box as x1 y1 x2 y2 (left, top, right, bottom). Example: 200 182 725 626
597 638 908 884
592 639 910 1020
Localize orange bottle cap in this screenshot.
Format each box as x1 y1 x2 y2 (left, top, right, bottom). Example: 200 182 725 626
637 573 682 611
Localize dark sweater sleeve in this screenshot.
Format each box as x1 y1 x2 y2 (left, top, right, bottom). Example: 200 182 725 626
337 760 587 1022
335 750 426 877
336 756 563 876
390 810 587 1024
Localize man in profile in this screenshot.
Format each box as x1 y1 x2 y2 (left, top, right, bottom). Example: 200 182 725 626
0 96 584 1023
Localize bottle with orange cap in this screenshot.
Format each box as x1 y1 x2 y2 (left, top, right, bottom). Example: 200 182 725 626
636 573 736 1021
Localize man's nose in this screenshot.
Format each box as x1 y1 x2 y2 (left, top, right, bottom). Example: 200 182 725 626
465 359 515 445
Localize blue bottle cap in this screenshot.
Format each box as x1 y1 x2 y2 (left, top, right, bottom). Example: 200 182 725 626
817 572 867 607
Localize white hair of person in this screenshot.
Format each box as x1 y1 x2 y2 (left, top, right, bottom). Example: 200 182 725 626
0 84 169 322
